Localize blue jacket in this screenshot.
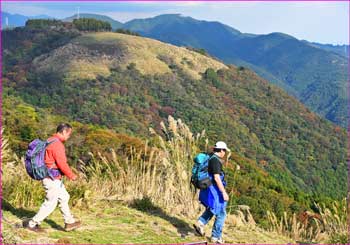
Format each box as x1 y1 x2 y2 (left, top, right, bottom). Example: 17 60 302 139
199 172 226 215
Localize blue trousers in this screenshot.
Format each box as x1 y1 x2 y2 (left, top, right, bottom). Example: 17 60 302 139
198 203 227 239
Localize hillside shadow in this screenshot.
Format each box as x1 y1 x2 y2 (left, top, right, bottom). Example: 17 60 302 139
2 199 64 231
130 197 193 238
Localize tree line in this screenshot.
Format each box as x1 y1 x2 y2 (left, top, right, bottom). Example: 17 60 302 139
26 18 112 32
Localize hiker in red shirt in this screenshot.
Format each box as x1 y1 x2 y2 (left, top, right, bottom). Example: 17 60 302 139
25 123 81 232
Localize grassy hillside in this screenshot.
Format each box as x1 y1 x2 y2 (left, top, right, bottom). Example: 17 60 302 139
2 26 347 239
3 200 294 244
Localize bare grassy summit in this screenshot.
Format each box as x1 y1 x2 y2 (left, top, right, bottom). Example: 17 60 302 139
33 32 227 81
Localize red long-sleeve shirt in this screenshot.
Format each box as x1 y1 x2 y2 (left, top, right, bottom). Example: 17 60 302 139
45 134 77 180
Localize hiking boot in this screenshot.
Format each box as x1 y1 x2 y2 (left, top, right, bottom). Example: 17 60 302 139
22 218 30 228
64 220 81 231
22 219 45 233
27 224 45 233
211 237 224 244
193 221 205 236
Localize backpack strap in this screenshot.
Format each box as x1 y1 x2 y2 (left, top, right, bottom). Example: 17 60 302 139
45 138 60 170
46 138 59 146
208 153 226 184
209 153 222 165
209 153 218 160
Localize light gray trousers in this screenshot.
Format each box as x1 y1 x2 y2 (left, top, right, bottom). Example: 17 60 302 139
29 178 75 227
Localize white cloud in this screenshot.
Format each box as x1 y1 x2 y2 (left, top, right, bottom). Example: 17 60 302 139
2 2 47 16
2 2 75 18
126 1 205 7
104 11 157 22
165 1 206 7
105 7 185 23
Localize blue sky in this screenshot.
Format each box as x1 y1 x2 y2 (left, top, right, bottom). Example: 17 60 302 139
2 1 349 45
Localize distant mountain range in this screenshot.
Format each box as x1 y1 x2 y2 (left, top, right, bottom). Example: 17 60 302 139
3 12 348 127
306 42 349 58
122 14 348 127
2 12 52 28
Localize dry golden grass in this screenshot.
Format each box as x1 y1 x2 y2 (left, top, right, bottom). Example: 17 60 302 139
2 117 204 218
33 42 112 81
33 32 227 81
267 198 347 243
79 116 205 218
68 60 111 80
1 128 14 165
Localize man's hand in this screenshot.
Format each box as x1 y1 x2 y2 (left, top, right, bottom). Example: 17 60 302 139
71 174 78 181
71 168 79 181
223 191 229 201
214 174 229 201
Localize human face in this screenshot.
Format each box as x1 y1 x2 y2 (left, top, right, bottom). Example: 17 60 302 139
217 149 226 158
62 128 72 141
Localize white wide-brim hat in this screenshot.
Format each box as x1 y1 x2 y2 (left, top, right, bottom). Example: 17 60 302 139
214 141 231 152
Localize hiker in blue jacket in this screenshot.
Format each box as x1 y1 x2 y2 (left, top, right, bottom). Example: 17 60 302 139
193 141 230 244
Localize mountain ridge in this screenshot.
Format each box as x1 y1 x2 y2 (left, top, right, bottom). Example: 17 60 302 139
5 11 347 125
123 14 348 127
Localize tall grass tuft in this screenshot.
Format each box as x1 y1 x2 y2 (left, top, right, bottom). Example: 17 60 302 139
80 116 206 217
267 198 348 243
316 199 348 244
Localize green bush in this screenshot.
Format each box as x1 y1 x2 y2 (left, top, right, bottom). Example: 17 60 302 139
73 18 111 32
